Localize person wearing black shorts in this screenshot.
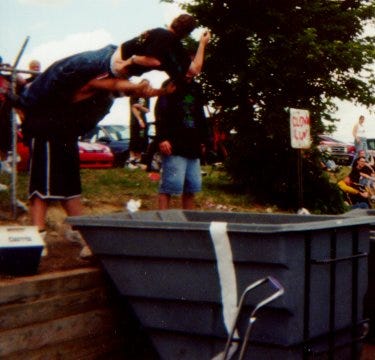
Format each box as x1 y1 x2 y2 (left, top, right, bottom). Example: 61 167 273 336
18 15 210 237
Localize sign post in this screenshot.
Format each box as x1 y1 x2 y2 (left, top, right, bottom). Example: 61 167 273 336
289 108 311 210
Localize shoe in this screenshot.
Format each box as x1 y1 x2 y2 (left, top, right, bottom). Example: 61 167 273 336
16 199 28 212
0 161 12 174
65 229 84 245
39 230 48 257
148 172 160 181
0 183 8 191
80 245 93 259
6 154 21 163
127 163 138 170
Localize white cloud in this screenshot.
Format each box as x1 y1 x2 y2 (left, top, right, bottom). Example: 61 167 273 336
109 0 123 7
100 98 130 126
19 29 114 69
18 0 71 5
101 71 169 126
17 27 171 127
161 2 184 25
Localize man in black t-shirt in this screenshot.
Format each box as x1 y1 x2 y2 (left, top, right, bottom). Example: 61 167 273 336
111 14 211 83
155 77 209 209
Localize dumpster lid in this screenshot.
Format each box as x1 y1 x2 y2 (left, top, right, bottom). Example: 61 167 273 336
67 210 375 234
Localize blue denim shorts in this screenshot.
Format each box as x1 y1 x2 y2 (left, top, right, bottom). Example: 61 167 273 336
159 155 202 195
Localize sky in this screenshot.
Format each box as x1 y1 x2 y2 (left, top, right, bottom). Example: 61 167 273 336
0 0 374 143
0 0 185 128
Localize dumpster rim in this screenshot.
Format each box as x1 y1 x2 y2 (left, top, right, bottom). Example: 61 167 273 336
66 211 375 234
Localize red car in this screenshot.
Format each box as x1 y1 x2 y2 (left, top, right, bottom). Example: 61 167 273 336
16 134 114 172
78 141 114 169
17 131 30 172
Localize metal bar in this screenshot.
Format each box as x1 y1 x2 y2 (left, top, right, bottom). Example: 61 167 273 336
328 231 337 360
297 148 304 209
303 234 312 360
0 65 39 75
311 252 367 264
10 36 30 219
351 229 359 360
303 321 370 357
221 276 284 360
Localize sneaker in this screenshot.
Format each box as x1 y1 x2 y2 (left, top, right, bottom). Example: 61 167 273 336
0 161 12 174
127 162 139 170
39 230 48 257
148 172 160 181
0 183 8 191
80 245 94 259
16 199 28 212
6 154 20 163
64 229 84 245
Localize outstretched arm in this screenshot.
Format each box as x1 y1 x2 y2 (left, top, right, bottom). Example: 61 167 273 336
338 180 359 195
188 30 211 76
73 76 175 102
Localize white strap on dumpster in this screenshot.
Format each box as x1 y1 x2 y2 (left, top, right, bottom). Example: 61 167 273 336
209 221 239 359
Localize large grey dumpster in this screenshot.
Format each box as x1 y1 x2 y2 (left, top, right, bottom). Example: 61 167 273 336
68 210 372 359
343 209 375 342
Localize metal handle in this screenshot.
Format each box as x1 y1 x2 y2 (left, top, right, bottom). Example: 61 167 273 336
311 252 367 264
221 276 284 360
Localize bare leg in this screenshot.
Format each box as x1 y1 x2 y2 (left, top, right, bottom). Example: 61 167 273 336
30 196 48 231
61 196 83 216
182 193 195 210
61 197 91 258
30 196 49 256
158 193 171 210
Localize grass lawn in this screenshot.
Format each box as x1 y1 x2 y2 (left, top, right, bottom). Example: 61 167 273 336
0 165 269 219
1 163 353 221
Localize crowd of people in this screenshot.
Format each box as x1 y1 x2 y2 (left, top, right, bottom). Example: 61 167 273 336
337 116 375 210
0 14 211 257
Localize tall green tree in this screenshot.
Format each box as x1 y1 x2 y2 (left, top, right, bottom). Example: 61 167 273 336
165 0 375 213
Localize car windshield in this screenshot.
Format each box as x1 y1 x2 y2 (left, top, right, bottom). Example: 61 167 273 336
104 125 128 141
367 139 375 150
319 135 346 144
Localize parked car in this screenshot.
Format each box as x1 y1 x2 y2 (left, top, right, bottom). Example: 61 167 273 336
16 135 113 171
81 124 130 166
318 135 355 165
17 131 30 172
78 141 114 169
366 139 375 158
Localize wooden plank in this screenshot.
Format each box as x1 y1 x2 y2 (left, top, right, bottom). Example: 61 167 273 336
2 333 127 360
0 287 110 331
0 268 105 305
0 308 118 357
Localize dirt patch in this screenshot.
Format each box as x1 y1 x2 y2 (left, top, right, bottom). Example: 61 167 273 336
38 230 99 273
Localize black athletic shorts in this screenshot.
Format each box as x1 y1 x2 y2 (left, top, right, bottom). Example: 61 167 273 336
29 138 81 200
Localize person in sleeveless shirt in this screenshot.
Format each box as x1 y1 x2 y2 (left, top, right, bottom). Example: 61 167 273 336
352 115 368 158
